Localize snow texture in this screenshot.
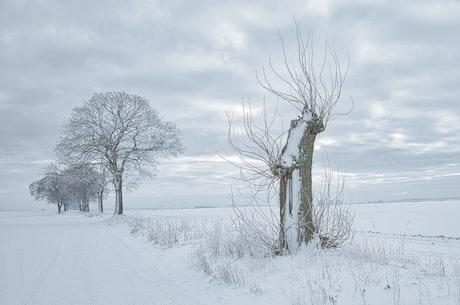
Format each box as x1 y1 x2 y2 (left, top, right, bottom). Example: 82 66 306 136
280 110 314 248
284 168 300 247
280 110 311 168
1 200 459 305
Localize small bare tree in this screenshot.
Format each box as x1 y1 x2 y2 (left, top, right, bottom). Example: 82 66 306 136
29 163 70 213
228 23 350 253
56 91 184 215
313 162 355 248
29 163 100 213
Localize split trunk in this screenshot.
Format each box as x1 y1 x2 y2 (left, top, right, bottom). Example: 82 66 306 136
278 112 321 252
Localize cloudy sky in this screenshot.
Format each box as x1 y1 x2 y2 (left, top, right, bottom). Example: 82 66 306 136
1 0 459 211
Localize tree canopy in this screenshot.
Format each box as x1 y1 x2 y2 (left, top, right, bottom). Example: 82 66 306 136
55 91 184 214
29 163 101 213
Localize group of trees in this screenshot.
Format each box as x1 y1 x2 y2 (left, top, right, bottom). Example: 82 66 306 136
30 164 106 213
30 23 352 253
30 92 184 214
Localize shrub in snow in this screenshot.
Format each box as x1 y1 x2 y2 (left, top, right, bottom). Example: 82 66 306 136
314 200 355 249
232 197 354 257
127 217 207 248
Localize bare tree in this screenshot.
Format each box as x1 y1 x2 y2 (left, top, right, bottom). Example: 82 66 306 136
229 24 350 253
29 163 103 213
56 91 184 215
29 164 70 213
63 165 101 213
313 162 355 248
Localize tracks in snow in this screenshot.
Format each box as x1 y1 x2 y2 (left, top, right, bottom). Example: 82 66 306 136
0 213 210 305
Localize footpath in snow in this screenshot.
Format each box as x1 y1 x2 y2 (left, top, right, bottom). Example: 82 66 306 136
0 211 272 305
1 200 460 305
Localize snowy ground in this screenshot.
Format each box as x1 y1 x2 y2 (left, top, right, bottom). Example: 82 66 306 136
1 200 459 305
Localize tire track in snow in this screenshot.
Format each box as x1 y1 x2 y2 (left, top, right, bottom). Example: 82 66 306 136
23 239 62 305
98 228 184 305
1 213 227 305
75 225 101 303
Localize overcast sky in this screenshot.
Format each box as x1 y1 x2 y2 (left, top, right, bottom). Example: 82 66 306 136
1 0 459 211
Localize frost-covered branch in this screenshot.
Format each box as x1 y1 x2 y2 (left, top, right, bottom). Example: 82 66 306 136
257 21 350 130
226 100 285 197
228 22 351 253
55 91 184 214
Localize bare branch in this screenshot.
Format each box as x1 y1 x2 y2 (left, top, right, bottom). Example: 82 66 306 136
227 22 352 252
55 91 184 214
257 21 349 130
224 99 286 197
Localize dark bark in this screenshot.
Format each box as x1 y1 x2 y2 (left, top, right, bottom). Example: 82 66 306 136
298 130 316 244
114 174 123 215
98 188 104 214
278 168 292 252
298 117 324 243
277 115 324 252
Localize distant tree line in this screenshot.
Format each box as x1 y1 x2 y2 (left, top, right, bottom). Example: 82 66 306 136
29 91 184 214
29 163 106 213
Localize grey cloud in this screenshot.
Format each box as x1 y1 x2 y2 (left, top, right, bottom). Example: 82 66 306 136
1 0 459 210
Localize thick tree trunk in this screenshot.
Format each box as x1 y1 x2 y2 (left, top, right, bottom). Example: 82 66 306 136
98 188 104 214
278 167 300 253
298 131 316 244
278 118 305 252
114 174 123 215
278 112 320 253
57 202 62 214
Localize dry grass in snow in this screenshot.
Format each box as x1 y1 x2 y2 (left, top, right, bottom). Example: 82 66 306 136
124 201 460 305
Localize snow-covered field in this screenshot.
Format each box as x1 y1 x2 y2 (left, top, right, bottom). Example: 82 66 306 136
1 200 459 305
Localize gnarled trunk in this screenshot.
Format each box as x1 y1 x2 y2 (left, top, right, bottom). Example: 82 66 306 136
298 131 316 244
278 112 320 252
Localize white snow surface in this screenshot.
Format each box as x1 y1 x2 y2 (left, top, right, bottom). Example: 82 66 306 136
0 211 270 305
280 118 308 167
284 168 301 248
1 200 460 305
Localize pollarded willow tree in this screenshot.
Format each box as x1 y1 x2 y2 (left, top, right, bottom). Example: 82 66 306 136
228 24 349 253
56 91 184 215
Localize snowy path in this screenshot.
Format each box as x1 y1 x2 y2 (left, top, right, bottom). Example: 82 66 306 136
0 212 256 305
3 202 459 305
